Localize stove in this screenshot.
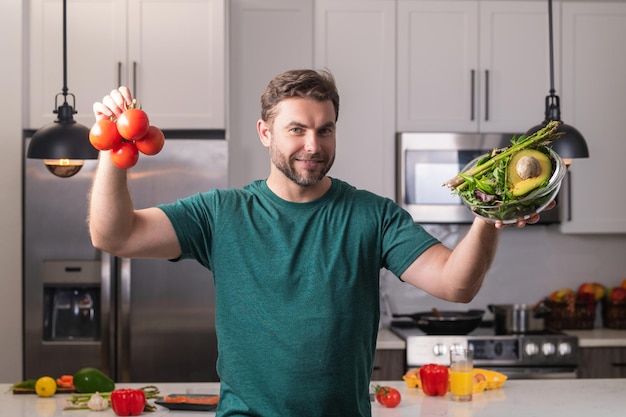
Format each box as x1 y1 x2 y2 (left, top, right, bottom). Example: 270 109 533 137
391 324 579 379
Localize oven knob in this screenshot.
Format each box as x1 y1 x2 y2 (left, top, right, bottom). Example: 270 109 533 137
432 343 447 357
558 342 572 356
451 342 465 352
542 342 556 356
525 342 539 356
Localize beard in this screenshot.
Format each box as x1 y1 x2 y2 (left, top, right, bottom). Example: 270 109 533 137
269 144 335 186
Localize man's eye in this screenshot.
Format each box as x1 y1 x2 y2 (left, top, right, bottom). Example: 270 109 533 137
290 127 303 134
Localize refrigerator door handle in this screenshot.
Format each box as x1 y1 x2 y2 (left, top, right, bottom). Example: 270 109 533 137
100 252 114 379
117 257 132 382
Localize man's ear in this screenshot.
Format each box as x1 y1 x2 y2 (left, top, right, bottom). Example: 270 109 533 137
257 119 271 148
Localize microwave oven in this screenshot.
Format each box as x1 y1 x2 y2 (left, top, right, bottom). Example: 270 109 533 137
395 132 561 224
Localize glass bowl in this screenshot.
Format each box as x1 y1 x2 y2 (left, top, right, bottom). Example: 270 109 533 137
458 147 566 224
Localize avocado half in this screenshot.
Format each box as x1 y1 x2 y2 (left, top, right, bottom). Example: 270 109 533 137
507 149 552 197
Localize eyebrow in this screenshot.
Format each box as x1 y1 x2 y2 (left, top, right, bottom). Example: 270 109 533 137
286 121 335 130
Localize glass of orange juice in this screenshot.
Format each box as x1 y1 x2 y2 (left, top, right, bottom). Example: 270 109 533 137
449 348 473 402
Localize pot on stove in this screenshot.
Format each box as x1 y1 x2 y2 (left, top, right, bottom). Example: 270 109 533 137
488 303 550 334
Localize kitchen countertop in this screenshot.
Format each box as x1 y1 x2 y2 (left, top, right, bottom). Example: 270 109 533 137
376 327 405 349
2 379 625 417
565 328 626 347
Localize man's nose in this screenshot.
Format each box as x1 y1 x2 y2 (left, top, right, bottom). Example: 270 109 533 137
303 133 322 153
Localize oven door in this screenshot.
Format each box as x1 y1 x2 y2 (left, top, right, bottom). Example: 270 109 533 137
481 366 578 379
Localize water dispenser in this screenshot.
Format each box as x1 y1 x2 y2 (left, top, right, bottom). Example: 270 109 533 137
42 260 101 341
43 286 100 340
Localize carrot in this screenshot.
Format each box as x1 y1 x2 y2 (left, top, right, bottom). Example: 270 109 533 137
56 375 74 388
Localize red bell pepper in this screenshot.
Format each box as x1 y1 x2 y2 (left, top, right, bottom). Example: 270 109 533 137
419 364 449 396
110 388 146 416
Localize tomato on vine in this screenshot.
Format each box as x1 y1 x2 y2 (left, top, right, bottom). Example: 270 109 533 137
117 105 150 140
89 119 123 151
135 126 165 155
110 141 139 169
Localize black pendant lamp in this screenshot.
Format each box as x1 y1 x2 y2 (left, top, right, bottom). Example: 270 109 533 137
526 0 589 163
27 0 98 178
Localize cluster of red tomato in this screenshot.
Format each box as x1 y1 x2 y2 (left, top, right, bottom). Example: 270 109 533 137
89 100 165 169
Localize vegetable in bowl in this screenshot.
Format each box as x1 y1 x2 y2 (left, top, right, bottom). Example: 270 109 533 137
445 120 566 224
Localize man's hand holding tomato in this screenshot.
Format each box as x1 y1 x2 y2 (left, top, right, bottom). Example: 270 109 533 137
90 86 164 169
93 86 134 122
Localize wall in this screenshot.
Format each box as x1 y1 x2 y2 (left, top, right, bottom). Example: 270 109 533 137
0 0 24 382
381 223 626 326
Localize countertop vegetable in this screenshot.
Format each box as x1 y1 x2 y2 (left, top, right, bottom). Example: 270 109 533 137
110 388 146 416
418 364 449 396
372 385 402 408
87 392 108 411
73 368 115 394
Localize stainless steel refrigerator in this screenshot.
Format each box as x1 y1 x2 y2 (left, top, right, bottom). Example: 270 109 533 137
23 135 227 382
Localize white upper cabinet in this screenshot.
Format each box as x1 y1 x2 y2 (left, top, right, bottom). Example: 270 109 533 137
559 1 626 234
314 0 396 198
29 0 225 130
227 0 314 188
397 1 555 133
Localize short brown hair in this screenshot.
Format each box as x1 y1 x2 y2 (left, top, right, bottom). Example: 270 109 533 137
260 69 340 126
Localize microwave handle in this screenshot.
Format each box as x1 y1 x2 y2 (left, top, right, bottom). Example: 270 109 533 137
484 69 489 122
470 69 476 121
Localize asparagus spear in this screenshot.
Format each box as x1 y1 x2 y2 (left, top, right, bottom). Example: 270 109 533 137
445 120 563 191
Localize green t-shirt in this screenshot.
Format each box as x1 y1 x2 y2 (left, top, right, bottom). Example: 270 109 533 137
159 178 439 417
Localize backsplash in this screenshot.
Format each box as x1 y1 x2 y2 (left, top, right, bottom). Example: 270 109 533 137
380 224 626 326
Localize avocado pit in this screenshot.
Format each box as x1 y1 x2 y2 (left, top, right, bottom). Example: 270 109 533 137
516 155 542 180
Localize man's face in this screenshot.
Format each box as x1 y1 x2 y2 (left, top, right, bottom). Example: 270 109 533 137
264 98 336 186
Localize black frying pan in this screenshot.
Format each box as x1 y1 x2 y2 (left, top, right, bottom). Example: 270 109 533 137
392 309 485 335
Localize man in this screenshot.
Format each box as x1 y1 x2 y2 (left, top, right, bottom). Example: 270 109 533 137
89 69 537 416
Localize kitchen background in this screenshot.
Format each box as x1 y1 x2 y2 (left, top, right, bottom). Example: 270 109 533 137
2 0 626 382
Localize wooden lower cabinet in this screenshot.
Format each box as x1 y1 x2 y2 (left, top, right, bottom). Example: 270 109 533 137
371 349 406 381
578 347 626 378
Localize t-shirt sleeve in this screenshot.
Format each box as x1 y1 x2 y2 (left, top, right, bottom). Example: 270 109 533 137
157 192 215 270
381 202 440 279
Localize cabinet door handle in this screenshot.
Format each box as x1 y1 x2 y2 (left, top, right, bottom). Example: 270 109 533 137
117 62 122 88
484 69 489 121
470 69 476 121
132 61 137 97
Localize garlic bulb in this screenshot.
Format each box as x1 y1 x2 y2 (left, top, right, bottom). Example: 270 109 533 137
87 392 109 411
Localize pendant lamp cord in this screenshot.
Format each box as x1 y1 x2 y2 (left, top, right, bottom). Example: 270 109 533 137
548 0 555 96
62 0 69 105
